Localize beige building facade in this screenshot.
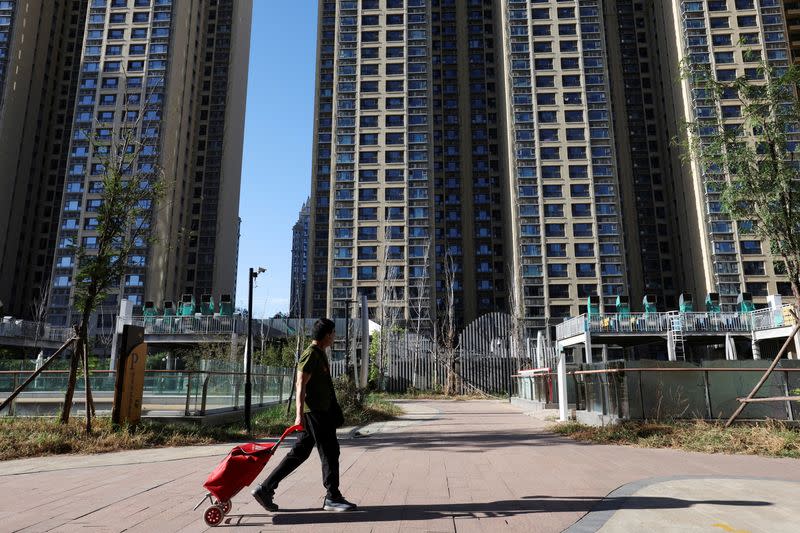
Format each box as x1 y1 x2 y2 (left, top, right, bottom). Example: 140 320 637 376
654 0 794 309
0 0 250 325
308 0 798 331
0 0 88 318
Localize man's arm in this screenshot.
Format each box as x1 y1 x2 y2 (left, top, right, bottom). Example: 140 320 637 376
295 370 311 427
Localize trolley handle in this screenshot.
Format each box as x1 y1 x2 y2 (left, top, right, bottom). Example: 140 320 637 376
271 424 303 453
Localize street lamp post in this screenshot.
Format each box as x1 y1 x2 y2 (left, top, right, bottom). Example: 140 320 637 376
344 300 351 378
245 266 266 434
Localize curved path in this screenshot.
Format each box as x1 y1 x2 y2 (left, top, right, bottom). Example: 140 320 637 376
1 400 798 532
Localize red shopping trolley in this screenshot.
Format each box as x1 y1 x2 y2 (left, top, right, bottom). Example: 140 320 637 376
194 424 303 526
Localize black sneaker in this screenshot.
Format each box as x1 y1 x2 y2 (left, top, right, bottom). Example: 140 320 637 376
323 496 357 512
252 487 279 512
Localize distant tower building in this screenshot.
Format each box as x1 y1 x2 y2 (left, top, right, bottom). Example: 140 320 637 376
41 0 252 326
654 0 794 308
0 0 89 318
290 199 310 317
307 0 509 328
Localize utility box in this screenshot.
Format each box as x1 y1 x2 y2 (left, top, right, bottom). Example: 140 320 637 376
705 292 721 313
201 294 214 315
679 293 694 313
586 295 600 320
179 294 195 316
643 294 657 315
218 294 233 316
737 292 754 313
143 301 158 317
111 325 147 425
163 300 176 316
615 295 630 317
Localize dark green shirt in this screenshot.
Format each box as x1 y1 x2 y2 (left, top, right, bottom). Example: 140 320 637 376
298 344 335 413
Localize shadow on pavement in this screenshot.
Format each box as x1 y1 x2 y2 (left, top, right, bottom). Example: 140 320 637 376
250 496 771 526
344 429 580 453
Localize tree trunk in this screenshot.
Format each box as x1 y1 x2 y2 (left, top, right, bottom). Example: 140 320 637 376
82 337 94 433
60 315 91 424
786 257 800 309
60 328 81 424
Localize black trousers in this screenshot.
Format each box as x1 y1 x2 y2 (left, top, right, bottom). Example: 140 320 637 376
260 410 341 499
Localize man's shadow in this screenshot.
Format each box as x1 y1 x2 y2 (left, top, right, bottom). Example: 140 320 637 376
217 495 770 527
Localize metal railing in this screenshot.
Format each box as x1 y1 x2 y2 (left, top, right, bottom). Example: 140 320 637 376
0 319 73 343
130 315 246 335
556 315 586 340
670 312 750 333
589 312 673 334
556 309 789 340
751 305 797 331
0 368 293 417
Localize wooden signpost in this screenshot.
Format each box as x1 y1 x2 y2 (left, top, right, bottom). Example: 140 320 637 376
112 325 147 425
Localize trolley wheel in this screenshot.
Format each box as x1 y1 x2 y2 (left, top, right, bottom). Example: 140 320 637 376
219 500 232 515
203 505 224 527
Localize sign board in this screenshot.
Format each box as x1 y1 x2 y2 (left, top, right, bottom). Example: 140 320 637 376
112 325 147 425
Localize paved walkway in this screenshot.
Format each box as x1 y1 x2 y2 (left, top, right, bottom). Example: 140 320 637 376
1 400 799 532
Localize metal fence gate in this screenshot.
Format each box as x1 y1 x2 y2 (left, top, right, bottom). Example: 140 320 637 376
330 313 540 395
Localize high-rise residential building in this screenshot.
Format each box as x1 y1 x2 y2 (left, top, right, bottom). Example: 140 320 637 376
308 0 512 328
654 0 794 309
0 0 89 319
40 0 251 327
310 0 800 333
306 0 692 332
782 0 800 62
499 0 630 327
290 199 310 317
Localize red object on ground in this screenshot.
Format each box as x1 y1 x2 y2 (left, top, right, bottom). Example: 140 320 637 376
203 424 302 502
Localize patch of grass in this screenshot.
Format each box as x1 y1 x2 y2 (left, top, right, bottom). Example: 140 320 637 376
250 395 402 435
0 417 229 461
372 390 501 401
0 394 403 462
550 419 800 458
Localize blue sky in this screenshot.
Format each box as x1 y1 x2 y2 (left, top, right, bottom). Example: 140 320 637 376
235 2 317 317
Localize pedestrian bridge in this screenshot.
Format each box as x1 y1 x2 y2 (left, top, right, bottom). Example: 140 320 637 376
0 319 72 350
0 368 293 422
556 306 797 347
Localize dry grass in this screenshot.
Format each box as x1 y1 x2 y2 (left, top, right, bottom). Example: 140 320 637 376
0 395 403 462
550 419 800 458
373 390 501 401
0 417 226 461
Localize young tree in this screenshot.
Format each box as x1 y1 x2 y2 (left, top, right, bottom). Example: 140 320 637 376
439 252 458 395
681 61 800 303
409 238 433 389
377 244 403 385
506 264 526 377
60 106 166 429
28 277 50 360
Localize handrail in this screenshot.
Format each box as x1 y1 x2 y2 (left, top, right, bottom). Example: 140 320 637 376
513 367 800 376
554 305 798 340
130 315 245 335
0 319 73 342
0 369 290 377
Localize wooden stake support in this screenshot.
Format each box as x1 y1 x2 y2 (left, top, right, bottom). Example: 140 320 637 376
737 396 800 404
725 308 800 427
0 336 77 413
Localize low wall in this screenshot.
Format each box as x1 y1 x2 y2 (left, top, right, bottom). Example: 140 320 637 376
516 359 800 422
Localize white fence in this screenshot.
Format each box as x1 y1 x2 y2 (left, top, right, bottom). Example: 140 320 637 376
0 319 73 343
330 313 536 395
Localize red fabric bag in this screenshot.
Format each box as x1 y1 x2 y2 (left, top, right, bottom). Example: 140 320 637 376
202 425 302 502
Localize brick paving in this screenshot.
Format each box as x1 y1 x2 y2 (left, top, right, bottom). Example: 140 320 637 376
1 400 799 532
